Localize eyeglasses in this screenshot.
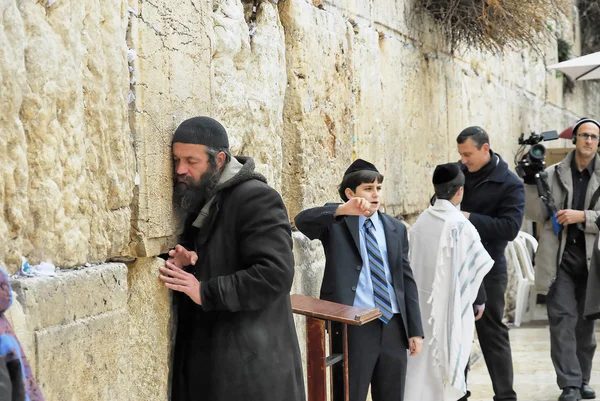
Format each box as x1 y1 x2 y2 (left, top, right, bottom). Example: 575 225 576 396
577 133 600 142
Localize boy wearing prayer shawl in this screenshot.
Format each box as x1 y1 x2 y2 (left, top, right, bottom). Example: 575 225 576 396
404 163 493 401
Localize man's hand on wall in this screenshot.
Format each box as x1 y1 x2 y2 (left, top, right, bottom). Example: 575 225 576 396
555 209 585 226
168 244 198 268
159 260 202 305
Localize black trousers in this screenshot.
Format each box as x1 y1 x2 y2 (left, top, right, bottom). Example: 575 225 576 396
347 314 408 401
474 271 517 401
0 356 25 401
547 262 597 389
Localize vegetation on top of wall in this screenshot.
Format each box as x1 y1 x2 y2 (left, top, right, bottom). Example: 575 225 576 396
416 0 569 53
557 37 575 94
579 0 600 54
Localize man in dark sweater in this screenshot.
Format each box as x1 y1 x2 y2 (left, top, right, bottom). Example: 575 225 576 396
456 126 525 401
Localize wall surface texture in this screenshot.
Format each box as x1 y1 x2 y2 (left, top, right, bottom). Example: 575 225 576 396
0 0 598 399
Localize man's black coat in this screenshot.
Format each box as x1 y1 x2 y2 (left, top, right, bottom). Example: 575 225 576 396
172 157 305 401
461 153 525 274
294 205 424 341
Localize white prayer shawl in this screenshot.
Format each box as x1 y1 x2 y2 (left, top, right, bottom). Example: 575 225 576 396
404 200 493 401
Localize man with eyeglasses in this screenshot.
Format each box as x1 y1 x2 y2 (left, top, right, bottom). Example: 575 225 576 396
525 118 600 401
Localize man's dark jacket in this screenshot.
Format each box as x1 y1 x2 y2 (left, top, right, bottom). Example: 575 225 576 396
461 153 525 274
584 216 600 320
294 205 424 341
172 157 305 401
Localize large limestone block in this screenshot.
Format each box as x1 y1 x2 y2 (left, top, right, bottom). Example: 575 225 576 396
211 0 287 191
128 0 212 256
371 0 412 38
0 0 135 273
280 0 355 217
10 264 127 331
36 311 129 401
377 38 450 216
5 264 129 400
323 0 372 26
290 231 326 394
0 1 28 274
291 231 326 299
495 49 546 99
350 27 387 170
127 257 172 401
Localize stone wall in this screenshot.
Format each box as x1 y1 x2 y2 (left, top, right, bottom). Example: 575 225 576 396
0 0 599 399
0 0 135 273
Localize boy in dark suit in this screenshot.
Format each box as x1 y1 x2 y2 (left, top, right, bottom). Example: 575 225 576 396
294 159 424 401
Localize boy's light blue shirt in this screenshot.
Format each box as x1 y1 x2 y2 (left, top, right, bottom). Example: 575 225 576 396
354 211 399 313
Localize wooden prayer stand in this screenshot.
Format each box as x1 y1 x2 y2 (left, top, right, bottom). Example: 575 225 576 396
291 294 382 401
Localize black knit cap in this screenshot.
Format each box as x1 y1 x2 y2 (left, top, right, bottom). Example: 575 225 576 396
344 159 379 176
172 116 229 149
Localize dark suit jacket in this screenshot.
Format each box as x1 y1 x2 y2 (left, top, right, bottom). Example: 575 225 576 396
294 204 424 341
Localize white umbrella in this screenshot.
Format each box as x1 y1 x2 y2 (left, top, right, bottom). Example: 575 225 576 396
548 51 600 81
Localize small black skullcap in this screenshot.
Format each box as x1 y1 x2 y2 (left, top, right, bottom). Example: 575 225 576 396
344 159 379 176
433 162 462 185
172 116 229 149
459 126 488 137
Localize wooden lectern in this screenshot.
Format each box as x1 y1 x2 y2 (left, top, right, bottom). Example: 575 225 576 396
291 294 382 401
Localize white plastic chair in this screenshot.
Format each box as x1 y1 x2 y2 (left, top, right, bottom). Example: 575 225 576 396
512 236 536 323
506 241 530 327
517 231 539 263
514 236 535 282
517 231 539 320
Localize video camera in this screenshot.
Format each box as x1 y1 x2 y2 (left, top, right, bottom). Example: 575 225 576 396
515 130 559 179
514 130 561 235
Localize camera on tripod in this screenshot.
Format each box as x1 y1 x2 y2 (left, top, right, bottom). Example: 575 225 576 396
515 130 559 178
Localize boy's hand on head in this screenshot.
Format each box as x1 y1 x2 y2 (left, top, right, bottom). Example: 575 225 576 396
335 197 372 216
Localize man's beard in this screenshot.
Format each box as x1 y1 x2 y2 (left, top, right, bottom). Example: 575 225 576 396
173 164 222 215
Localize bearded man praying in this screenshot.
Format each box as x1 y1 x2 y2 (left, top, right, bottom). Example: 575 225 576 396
159 116 305 401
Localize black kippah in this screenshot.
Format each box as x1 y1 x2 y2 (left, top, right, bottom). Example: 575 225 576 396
344 159 379 176
433 163 461 185
459 126 488 137
172 116 230 149
433 162 465 199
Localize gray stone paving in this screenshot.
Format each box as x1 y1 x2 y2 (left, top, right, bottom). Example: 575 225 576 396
468 320 600 401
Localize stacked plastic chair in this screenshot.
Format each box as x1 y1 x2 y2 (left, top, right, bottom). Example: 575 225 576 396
506 232 538 327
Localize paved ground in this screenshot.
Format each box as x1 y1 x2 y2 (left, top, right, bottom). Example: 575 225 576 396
468 319 600 401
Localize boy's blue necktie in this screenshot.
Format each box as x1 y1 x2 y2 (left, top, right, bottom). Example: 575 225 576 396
364 219 394 323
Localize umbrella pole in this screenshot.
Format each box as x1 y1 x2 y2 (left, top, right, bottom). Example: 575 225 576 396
577 64 600 80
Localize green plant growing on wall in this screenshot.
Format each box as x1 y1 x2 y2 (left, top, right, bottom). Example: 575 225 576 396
557 37 572 62
556 38 576 94
416 0 569 53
